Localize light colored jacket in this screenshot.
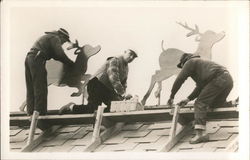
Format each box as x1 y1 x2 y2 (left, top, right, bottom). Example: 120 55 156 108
93 56 128 95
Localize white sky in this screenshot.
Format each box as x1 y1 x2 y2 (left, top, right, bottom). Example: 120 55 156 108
1 1 247 111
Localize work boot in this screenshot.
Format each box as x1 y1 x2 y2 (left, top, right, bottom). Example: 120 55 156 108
190 129 209 144
37 121 51 131
59 102 75 115
69 104 96 114
190 134 209 144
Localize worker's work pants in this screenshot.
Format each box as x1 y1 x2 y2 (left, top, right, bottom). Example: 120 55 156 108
194 71 233 130
72 77 123 113
25 51 48 115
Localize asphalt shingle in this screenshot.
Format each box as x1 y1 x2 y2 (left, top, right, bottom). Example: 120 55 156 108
9 117 238 153
10 129 22 136
71 132 93 146
123 130 150 138
122 123 143 131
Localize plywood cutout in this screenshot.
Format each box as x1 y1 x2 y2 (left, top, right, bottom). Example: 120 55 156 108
141 22 225 105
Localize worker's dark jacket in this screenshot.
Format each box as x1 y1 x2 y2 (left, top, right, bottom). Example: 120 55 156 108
31 33 73 65
25 33 73 115
170 58 228 100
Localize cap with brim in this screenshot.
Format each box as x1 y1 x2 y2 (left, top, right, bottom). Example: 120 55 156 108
177 53 200 68
177 53 187 68
129 49 138 58
58 28 70 42
45 28 71 42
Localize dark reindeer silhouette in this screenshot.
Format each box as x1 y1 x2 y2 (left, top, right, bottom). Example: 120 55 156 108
58 40 101 97
141 22 225 106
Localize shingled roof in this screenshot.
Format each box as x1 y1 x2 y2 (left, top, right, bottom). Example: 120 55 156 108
9 106 238 152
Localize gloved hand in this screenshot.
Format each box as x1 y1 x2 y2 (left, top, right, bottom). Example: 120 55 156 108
167 98 174 107
177 98 190 106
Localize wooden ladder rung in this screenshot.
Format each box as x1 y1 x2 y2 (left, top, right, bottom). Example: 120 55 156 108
169 104 182 140
27 111 40 145
92 104 106 142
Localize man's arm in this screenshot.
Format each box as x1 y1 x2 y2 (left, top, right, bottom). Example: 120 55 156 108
187 85 202 101
107 58 125 95
170 61 193 99
121 78 127 90
50 37 74 66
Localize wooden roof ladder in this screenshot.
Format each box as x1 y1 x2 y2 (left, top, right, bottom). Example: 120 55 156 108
84 104 125 152
160 104 193 152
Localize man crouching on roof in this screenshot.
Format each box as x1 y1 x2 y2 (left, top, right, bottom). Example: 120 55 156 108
167 53 238 144
59 49 138 114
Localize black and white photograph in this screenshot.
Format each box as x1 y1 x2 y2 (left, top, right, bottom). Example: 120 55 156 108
1 0 249 160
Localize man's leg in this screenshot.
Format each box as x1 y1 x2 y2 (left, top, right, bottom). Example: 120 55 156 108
211 73 234 108
32 58 48 115
60 77 120 114
190 100 210 144
102 90 123 113
72 77 120 114
191 78 229 143
25 56 35 115
211 86 234 108
70 77 102 114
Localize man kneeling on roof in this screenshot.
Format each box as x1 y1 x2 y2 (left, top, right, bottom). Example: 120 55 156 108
167 53 238 144
59 49 138 114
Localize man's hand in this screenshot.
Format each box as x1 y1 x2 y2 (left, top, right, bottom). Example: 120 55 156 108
124 94 133 100
67 39 79 50
177 98 190 106
117 95 124 101
167 98 174 107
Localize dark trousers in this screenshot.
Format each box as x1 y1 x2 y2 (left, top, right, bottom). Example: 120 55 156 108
194 71 233 129
25 52 48 115
72 77 122 113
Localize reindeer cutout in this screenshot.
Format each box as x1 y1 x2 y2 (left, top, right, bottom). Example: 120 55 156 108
141 22 225 106
57 41 101 97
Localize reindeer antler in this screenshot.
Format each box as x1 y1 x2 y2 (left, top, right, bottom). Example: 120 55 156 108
67 39 80 50
176 21 201 37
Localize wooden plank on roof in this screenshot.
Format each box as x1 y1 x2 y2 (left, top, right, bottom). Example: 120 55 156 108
103 107 238 123
10 110 60 117
10 107 238 127
10 113 96 126
84 122 125 152
169 105 181 140
144 104 193 110
159 123 193 152
21 125 61 152
27 111 40 145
